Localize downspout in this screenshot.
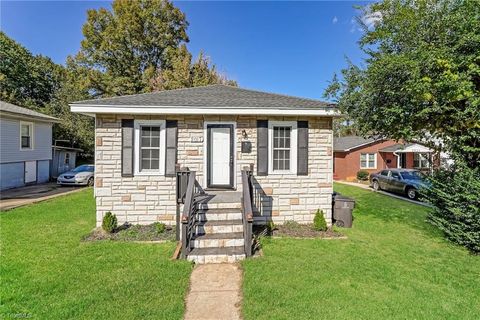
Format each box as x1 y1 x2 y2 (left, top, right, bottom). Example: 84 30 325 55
393 151 400 168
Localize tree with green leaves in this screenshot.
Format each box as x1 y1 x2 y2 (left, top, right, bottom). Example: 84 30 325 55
0 32 63 109
76 0 188 96
150 45 237 91
75 0 235 96
325 0 479 167
325 0 480 253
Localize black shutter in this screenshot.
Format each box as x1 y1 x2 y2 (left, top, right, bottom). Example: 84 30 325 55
165 120 178 177
257 120 268 176
121 119 134 177
297 121 308 175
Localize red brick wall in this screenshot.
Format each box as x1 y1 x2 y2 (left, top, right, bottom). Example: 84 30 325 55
333 140 399 181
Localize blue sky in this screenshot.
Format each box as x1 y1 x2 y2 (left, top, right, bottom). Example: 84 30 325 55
1 1 369 100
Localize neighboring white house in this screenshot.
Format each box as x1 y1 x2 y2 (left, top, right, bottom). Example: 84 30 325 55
0 101 59 190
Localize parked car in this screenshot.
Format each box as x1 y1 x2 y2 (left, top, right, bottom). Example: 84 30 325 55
369 169 428 200
57 164 94 186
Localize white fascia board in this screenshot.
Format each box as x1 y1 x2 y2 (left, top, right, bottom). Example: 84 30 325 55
70 104 340 117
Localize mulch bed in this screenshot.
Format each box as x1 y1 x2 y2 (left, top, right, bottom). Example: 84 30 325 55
83 224 176 242
256 222 345 239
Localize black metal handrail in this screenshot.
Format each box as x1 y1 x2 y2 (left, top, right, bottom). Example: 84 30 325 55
241 168 254 257
178 170 203 258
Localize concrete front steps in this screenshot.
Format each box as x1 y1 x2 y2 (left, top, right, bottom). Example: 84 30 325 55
186 191 246 264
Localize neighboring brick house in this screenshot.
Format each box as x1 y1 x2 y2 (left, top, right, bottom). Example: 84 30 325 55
70 85 338 228
333 135 437 181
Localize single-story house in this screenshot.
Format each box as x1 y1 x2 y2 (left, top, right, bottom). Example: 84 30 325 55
70 85 338 228
333 135 438 181
51 145 83 178
0 101 60 190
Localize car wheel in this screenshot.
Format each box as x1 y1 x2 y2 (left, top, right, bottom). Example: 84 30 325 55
406 187 417 200
372 180 380 191
87 177 94 187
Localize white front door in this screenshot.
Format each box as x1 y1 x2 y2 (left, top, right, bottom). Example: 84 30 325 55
208 125 233 188
25 161 37 183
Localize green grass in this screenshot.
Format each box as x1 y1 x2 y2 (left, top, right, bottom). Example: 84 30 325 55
242 183 480 320
0 189 192 319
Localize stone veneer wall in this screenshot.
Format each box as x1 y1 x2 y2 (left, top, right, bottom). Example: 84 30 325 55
94 114 333 227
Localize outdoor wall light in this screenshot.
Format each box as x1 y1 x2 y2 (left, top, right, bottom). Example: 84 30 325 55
242 129 248 139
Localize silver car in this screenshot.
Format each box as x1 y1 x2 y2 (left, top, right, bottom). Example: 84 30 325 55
57 165 95 186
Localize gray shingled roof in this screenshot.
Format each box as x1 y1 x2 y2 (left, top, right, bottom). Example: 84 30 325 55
333 136 382 152
0 101 59 122
71 84 335 110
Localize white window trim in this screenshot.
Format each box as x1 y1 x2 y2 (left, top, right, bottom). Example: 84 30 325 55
134 119 166 176
360 152 377 169
414 153 430 169
268 121 297 175
19 121 34 151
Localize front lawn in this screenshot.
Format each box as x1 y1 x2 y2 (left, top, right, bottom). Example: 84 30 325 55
0 189 192 319
242 184 480 320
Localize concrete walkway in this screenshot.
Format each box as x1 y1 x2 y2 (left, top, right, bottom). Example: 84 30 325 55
0 183 86 211
184 264 242 320
335 180 432 207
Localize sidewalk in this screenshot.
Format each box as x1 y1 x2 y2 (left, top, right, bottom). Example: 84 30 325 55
184 264 242 320
0 183 86 211
334 180 432 207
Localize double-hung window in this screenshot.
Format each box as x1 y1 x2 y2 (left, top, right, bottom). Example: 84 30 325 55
268 121 297 174
414 153 430 168
20 122 33 150
134 120 166 175
360 153 376 169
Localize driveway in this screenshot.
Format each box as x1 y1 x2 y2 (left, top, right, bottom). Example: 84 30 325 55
0 183 86 211
334 181 432 207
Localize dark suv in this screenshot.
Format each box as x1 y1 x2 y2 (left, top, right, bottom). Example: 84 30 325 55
369 169 427 200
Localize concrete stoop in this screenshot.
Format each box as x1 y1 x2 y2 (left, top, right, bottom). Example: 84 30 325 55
186 191 246 264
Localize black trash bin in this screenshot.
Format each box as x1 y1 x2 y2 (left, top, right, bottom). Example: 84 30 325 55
332 192 355 228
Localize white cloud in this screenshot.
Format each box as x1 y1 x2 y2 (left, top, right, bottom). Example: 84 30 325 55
350 18 357 33
332 16 338 24
361 11 382 29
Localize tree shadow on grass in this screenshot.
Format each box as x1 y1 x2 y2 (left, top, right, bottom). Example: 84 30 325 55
335 184 444 241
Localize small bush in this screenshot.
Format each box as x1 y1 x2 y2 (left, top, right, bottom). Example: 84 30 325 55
425 163 480 253
313 209 327 231
102 212 117 233
266 220 276 233
153 222 166 234
357 170 369 181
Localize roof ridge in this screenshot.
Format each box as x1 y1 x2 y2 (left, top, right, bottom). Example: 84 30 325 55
227 85 333 105
72 84 226 104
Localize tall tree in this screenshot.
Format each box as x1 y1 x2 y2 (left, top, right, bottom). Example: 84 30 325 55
75 0 236 96
0 32 62 109
149 46 237 91
76 0 189 96
325 0 480 167
45 58 95 156
325 0 480 253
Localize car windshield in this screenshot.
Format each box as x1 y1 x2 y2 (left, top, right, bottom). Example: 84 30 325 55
400 171 423 180
72 165 94 173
